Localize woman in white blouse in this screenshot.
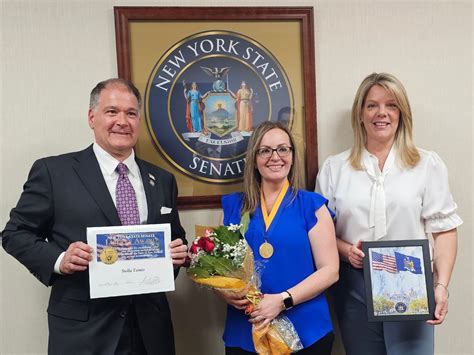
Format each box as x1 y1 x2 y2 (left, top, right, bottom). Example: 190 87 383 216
316 72 462 355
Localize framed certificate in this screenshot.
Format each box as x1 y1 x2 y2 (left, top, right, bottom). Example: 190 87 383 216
87 224 174 299
114 7 317 209
362 239 435 322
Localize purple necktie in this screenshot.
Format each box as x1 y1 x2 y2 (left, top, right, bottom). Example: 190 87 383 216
115 163 140 225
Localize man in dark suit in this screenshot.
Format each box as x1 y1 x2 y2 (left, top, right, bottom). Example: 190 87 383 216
2 78 188 354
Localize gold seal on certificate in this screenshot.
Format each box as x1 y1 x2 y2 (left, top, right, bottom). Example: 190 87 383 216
100 246 118 265
259 241 274 259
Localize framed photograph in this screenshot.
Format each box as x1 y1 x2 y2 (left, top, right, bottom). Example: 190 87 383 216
362 239 435 322
114 7 317 209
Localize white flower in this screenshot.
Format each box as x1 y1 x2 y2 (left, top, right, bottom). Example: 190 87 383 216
228 239 247 266
189 249 206 267
227 223 242 232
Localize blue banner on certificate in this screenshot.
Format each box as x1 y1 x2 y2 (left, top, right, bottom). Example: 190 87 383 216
87 224 174 299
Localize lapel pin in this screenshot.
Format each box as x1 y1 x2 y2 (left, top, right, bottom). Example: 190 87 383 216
149 179 155 187
148 173 156 181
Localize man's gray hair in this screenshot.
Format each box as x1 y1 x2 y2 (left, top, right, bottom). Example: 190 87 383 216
89 78 142 110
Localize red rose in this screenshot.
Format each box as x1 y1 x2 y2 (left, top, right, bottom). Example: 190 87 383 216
203 239 215 253
196 237 206 247
197 237 215 253
196 237 205 247
190 243 199 254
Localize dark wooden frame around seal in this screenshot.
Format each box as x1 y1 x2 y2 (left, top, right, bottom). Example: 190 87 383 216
114 7 317 210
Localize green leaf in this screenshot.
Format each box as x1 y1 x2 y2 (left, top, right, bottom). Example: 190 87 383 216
213 256 239 275
240 212 250 237
213 226 241 245
187 266 211 278
198 254 238 276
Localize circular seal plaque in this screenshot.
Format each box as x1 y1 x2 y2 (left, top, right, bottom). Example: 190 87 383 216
144 31 294 184
395 302 408 313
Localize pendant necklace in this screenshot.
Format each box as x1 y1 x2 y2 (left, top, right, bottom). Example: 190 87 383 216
259 239 274 259
259 179 289 259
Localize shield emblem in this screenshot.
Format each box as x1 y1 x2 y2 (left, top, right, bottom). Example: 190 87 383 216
202 92 237 137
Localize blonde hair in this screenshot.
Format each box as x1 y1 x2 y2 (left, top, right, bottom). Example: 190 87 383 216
349 72 420 170
241 121 301 214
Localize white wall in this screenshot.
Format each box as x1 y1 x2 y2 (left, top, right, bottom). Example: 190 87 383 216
1 0 472 354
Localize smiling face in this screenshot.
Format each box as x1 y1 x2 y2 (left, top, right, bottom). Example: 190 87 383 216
256 128 293 185
88 84 140 161
362 85 400 148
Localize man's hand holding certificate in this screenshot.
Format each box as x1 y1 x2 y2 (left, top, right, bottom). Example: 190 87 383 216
87 224 175 299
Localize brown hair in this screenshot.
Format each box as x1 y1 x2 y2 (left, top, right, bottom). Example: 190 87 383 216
90 78 142 111
241 121 302 214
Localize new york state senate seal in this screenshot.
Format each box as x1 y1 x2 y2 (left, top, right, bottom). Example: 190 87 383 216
144 30 294 184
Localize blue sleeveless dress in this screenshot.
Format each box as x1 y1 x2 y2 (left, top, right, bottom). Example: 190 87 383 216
222 189 334 352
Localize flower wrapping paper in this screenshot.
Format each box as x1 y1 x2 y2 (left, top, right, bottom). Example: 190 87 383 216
187 222 303 354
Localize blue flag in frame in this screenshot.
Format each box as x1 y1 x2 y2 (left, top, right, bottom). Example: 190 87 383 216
395 251 422 274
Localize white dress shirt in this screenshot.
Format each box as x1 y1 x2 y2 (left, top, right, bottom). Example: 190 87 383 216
54 144 148 273
316 146 462 245
92 143 148 223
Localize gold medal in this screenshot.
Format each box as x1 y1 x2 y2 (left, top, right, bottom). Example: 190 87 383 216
100 246 118 265
259 241 274 259
259 180 289 260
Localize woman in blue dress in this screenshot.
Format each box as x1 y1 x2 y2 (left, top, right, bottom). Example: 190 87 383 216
184 81 203 132
217 121 339 354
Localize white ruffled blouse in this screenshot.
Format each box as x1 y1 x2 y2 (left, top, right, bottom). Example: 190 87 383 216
316 146 462 244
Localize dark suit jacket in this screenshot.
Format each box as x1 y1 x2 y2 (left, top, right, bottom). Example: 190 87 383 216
2 145 186 355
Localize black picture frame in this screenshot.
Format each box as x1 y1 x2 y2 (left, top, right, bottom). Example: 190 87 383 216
362 239 435 322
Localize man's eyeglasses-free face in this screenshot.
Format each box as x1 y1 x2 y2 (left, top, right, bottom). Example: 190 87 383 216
256 145 293 159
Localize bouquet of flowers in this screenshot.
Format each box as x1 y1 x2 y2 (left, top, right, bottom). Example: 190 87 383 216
187 219 303 354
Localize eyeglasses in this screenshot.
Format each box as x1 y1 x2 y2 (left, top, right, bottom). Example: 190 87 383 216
256 146 293 159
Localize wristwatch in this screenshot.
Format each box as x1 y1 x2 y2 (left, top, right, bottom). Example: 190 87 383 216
282 291 294 310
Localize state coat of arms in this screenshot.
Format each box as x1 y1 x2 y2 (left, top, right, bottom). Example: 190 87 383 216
145 31 294 183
